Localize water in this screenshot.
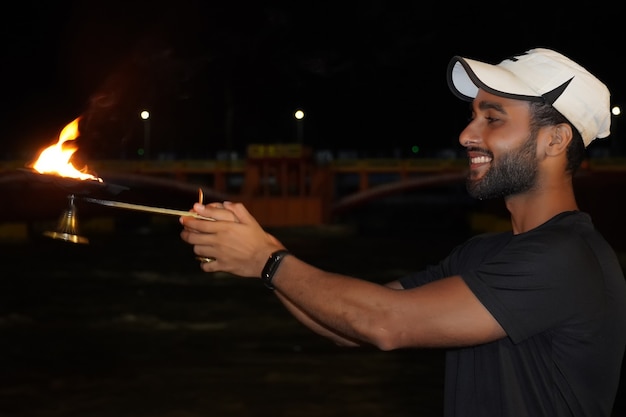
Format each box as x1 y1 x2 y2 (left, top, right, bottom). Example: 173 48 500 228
0 218 624 417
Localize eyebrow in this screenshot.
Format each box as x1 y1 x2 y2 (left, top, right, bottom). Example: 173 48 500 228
476 100 507 115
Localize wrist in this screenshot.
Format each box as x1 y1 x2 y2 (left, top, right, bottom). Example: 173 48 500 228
261 249 290 290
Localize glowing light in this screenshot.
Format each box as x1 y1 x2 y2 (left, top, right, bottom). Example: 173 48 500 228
31 117 102 182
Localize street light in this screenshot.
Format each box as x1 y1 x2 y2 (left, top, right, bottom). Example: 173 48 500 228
294 108 305 143
612 105 621 116
140 110 150 158
611 105 622 155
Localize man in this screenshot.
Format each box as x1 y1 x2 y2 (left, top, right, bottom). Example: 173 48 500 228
180 48 626 417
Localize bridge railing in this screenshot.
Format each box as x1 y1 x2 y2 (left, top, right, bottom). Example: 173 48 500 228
3 156 626 183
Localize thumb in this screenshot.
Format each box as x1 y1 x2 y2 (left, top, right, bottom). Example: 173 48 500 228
224 201 286 250
223 201 259 226
192 202 213 217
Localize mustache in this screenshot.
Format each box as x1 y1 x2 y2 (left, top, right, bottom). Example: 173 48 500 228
466 146 493 157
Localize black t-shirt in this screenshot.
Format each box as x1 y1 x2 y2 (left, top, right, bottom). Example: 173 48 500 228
399 211 626 417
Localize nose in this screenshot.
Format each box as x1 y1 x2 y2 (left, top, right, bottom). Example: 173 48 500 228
458 123 479 148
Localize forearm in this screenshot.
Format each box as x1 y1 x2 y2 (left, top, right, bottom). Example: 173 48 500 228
274 291 362 347
180 202 403 348
269 254 402 349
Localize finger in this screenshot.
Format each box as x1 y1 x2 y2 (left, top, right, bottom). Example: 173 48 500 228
223 201 260 226
193 244 220 268
180 217 217 235
200 259 218 272
197 256 218 272
180 227 219 245
196 256 216 264
193 203 238 222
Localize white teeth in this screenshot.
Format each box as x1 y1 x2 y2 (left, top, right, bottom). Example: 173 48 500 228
470 156 492 164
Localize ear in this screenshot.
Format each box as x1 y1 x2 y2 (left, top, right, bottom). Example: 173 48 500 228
545 123 573 156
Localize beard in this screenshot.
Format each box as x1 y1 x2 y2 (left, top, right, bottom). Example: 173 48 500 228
466 132 539 200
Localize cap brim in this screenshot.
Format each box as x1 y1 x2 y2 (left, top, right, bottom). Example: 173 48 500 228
447 56 543 103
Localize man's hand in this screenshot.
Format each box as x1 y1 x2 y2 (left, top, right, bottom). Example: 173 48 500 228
180 201 285 278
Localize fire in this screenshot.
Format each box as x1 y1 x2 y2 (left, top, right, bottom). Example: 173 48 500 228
31 117 102 182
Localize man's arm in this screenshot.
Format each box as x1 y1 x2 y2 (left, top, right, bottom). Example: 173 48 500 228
268 256 505 349
274 291 362 346
180 201 506 350
273 280 409 346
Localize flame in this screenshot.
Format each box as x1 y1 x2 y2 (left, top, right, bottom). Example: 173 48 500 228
31 117 102 182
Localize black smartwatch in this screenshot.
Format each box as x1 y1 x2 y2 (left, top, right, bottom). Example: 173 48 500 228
261 250 290 290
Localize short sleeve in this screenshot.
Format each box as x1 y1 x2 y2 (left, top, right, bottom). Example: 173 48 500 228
462 229 604 343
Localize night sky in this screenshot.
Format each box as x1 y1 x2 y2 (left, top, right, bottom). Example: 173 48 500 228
1 1 624 160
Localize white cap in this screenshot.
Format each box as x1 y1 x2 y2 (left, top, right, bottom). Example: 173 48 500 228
447 48 611 147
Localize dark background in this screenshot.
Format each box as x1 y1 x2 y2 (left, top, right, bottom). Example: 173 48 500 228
1 223 624 417
1 1 624 160
1 4 625 415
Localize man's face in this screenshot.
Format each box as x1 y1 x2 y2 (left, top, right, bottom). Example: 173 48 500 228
467 131 539 200
459 90 540 200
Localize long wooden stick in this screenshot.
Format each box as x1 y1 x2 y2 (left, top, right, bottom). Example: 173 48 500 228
82 197 215 221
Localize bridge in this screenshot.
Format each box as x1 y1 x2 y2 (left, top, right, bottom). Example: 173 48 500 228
0 153 470 227
1 143 626 241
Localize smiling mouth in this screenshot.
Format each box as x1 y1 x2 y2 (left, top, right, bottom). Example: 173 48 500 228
470 155 492 164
